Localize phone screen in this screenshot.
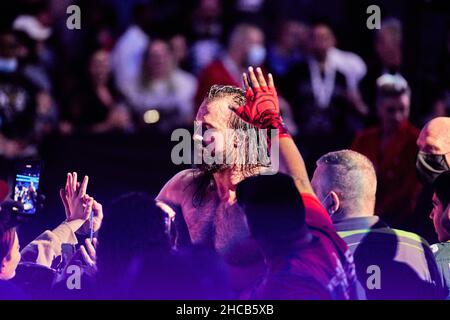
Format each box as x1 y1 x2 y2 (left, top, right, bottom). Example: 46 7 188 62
13 161 41 215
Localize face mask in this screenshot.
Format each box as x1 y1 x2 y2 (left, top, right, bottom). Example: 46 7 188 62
246 45 266 66
320 192 335 217
416 151 450 184
0 57 18 73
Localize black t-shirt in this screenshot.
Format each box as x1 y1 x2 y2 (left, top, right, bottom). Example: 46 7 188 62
66 79 122 130
0 71 38 140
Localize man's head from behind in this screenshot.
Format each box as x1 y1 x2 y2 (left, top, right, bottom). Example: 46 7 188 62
236 173 307 257
97 192 170 280
430 171 450 242
312 150 377 221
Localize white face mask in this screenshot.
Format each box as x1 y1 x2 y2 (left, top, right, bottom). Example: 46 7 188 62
247 44 266 66
0 57 18 73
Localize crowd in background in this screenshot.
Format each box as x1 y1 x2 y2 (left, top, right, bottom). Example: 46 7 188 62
0 0 449 300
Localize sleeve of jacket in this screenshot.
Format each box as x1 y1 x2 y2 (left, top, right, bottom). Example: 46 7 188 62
19 222 78 268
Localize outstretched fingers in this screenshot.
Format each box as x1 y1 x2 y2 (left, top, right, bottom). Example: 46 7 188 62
79 175 89 197
255 67 267 87
268 73 275 88
243 72 250 91
248 66 259 88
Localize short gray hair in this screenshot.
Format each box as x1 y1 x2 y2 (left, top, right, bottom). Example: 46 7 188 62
316 150 377 206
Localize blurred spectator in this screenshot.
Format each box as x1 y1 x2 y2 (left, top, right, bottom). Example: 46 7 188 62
194 23 265 110
237 173 359 300
224 0 269 31
281 23 357 172
13 15 52 92
62 49 132 134
188 0 224 74
0 214 26 298
267 20 308 79
431 31 450 119
111 3 152 95
430 171 450 299
169 34 191 72
122 39 197 131
328 47 368 118
312 149 447 299
0 29 54 159
352 74 421 229
12 13 58 140
360 18 406 122
0 218 20 282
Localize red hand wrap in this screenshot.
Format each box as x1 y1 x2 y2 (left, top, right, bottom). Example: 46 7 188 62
234 86 289 138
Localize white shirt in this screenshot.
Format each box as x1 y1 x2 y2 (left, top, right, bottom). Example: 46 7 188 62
124 68 198 122
111 25 150 94
328 47 367 92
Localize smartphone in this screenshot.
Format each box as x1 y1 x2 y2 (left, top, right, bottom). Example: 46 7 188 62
13 160 42 216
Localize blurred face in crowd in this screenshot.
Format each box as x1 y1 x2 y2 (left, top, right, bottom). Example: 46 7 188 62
145 40 173 79
378 94 410 133
243 27 265 66
279 21 309 53
375 29 402 68
0 32 18 59
197 0 222 21
0 231 21 280
311 24 335 62
89 49 111 84
170 35 188 66
229 25 265 67
430 194 450 242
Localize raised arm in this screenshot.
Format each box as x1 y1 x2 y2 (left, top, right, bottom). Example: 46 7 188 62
234 66 315 196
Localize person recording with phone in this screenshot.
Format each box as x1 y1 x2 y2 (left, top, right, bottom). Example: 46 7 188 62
0 172 103 298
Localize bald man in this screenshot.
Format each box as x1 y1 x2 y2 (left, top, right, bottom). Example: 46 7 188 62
410 116 450 243
311 149 447 299
416 117 450 184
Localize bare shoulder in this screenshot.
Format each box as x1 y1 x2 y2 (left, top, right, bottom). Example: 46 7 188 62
156 169 200 204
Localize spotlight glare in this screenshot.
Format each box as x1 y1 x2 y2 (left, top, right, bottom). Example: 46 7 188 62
143 109 160 124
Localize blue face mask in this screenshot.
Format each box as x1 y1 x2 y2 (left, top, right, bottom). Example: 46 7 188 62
0 58 18 73
246 45 266 66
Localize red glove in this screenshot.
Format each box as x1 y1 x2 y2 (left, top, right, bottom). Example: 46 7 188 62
234 85 290 138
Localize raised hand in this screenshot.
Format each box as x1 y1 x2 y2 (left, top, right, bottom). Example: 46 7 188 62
63 172 91 222
60 172 103 234
233 67 289 137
